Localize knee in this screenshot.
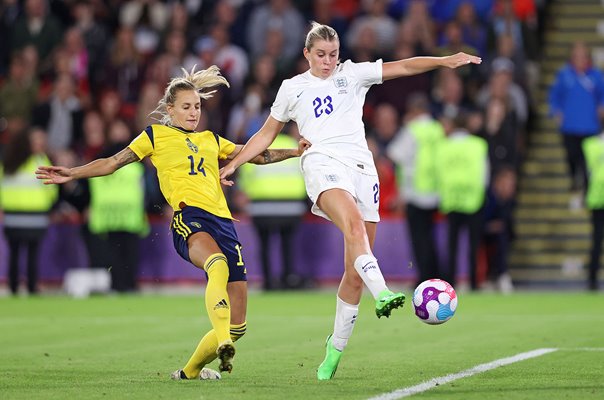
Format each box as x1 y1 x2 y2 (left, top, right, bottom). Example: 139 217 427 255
343 219 367 245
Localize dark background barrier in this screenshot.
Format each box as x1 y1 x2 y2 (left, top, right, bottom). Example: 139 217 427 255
0 217 469 287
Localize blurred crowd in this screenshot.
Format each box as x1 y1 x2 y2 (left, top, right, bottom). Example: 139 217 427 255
0 0 547 293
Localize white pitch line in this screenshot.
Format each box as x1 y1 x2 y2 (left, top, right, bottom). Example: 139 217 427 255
559 347 604 351
367 348 558 400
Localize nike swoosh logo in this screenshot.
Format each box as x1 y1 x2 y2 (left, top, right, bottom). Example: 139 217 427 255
296 91 303 98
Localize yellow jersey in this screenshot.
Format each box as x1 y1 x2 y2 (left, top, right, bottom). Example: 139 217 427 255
128 124 236 219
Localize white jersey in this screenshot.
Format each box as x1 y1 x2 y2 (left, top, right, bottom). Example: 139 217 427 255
270 59 383 175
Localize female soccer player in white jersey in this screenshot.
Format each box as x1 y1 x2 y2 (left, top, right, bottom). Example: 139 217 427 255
36 66 309 380
220 22 481 380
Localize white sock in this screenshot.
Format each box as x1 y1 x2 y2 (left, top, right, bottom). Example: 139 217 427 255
353 254 388 299
331 296 359 352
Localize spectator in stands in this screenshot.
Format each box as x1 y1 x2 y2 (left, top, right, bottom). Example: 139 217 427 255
387 93 445 286
211 0 246 50
479 96 521 174
476 58 528 127
238 128 308 290
454 1 488 57
135 81 163 131
483 165 516 293
488 0 539 69
62 27 90 89
437 21 481 95
161 2 197 50
0 51 40 122
118 0 168 57
368 103 399 152
401 0 437 53
193 36 218 71
431 68 472 120
71 0 109 95
32 73 83 157
0 0 20 76
437 20 479 59
246 0 306 65
227 83 271 144
220 22 480 380
78 110 105 163
103 26 144 104
208 24 249 97
36 65 309 379
1 127 57 295
346 0 398 59
549 41 604 192
97 89 125 129
431 0 494 25
346 22 379 63
436 112 489 290
484 34 529 94
10 0 63 75
162 29 201 78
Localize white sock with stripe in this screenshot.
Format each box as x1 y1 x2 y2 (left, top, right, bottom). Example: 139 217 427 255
353 254 388 299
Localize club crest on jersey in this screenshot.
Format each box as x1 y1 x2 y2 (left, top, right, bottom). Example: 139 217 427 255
185 138 199 153
334 77 348 88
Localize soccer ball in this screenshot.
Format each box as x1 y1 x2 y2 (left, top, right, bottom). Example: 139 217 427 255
413 279 457 325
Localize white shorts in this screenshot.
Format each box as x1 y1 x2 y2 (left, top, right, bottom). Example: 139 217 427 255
301 153 380 222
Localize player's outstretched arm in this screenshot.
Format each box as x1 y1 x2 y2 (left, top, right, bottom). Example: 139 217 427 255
382 52 482 81
35 147 140 185
220 116 285 185
246 138 312 165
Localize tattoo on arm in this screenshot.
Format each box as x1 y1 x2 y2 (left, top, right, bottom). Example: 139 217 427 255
262 149 296 164
263 149 271 164
113 148 140 169
250 149 297 165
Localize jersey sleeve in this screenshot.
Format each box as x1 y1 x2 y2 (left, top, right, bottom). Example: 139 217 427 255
346 59 383 87
217 135 237 159
270 81 292 123
128 127 155 160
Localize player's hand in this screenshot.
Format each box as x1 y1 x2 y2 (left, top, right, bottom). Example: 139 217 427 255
297 138 312 156
219 164 236 186
444 52 482 69
35 165 73 184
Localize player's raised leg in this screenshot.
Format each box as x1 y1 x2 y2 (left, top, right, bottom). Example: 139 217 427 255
319 189 405 318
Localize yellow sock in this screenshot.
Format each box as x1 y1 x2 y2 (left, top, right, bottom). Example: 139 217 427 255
182 329 218 378
204 254 231 346
182 322 247 378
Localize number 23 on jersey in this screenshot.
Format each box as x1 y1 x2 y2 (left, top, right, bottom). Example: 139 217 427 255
313 96 333 118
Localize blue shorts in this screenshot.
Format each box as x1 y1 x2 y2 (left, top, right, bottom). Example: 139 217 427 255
171 206 247 282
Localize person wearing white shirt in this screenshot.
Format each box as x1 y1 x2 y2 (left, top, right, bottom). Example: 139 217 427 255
220 22 481 381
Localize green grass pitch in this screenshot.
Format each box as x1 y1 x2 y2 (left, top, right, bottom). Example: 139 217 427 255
1 291 603 399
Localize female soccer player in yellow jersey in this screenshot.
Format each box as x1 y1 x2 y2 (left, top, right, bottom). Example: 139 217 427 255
220 22 481 380
36 65 310 380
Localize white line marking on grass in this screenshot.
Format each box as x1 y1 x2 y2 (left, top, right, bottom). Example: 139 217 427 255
559 347 604 351
367 348 558 400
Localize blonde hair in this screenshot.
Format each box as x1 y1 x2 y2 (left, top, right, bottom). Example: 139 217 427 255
153 65 230 125
305 22 339 51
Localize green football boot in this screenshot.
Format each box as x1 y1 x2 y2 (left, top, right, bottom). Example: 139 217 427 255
317 335 342 381
375 290 406 318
